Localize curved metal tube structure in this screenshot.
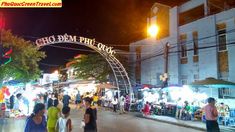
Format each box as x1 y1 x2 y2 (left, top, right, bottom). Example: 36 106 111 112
37 39 133 101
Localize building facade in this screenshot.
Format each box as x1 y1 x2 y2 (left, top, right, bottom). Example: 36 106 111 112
130 0 235 105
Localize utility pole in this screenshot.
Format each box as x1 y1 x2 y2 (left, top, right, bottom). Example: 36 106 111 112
162 42 170 88
164 42 170 74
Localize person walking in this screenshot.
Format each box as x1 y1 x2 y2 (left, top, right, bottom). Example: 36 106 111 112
119 95 126 114
62 92 71 107
83 97 97 132
43 92 48 105
75 91 81 109
16 93 30 115
47 99 60 132
47 97 53 110
56 106 72 132
9 94 15 112
125 94 130 111
24 103 47 132
112 97 118 112
204 97 220 132
54 92 59 99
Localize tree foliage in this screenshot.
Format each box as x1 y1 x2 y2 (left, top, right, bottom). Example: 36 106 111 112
0 30 46 83
72 54 111 82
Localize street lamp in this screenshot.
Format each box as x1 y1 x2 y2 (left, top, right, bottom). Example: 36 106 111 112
147 24 159 38
147 24 169 88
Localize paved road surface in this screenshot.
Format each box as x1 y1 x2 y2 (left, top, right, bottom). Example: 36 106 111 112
0 107 204 132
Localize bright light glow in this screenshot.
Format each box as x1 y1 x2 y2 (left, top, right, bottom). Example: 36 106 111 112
25 83 31 91
69 83 97 96
106 90 113 100
142 90 159 103
148 24 159 37
167 85 208 104
54 70 59 74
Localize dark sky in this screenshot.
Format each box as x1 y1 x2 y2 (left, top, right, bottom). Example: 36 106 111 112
1 0 187 73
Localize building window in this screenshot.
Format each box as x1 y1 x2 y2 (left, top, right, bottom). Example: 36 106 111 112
179 5 204 26
218 88 233 99
193 31 198 56
217 23 227 51
181 79 187 85
218 29 227 51
181 75 188 85
181 45 187 57
194 74 199 81
180 34 187 58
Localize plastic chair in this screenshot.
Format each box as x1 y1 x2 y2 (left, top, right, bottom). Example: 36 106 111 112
202 115 206 123
217 116 223 125
228 118 235 126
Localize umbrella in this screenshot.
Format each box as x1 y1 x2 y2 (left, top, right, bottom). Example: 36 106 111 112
190 77 235 88
190 77 235 98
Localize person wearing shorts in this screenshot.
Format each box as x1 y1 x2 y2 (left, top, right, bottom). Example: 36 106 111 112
75 91 81 109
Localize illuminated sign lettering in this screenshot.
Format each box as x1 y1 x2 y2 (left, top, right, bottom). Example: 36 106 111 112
35 34 116 55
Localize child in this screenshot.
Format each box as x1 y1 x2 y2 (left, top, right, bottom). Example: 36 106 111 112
56 106 72 132
0 103 6 118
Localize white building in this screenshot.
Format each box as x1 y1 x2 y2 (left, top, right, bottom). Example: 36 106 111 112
130 0 235 107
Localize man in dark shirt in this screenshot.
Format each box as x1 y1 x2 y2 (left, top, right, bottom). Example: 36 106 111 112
9 94 15 110
43 92 48 104
62 93 71 107
84 97 97 132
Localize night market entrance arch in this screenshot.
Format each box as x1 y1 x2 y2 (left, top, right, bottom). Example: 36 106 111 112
35 34 133 98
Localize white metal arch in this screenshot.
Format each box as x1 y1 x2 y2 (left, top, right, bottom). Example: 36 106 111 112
35 35 133 100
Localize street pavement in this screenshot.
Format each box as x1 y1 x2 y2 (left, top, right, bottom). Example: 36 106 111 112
0 106 204 132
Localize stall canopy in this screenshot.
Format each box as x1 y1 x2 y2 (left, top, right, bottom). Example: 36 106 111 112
3 80 22 86
96 83 117 89
190 77 235 88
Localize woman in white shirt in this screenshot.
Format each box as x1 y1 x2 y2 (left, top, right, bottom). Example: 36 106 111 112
112 97 118 112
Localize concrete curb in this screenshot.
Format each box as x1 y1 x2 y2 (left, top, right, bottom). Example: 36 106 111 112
135 114 206 131
135 114 235 132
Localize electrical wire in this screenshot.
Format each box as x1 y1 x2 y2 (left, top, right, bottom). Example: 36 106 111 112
129 41 235 64
19 28 235 47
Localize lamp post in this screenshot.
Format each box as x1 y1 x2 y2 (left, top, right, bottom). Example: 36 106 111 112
147 24 169 88
163 42 170 88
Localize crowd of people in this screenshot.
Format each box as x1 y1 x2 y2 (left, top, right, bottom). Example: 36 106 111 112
23 91 97 132
7 87 230 132
141 97 223 132
100 93 131 114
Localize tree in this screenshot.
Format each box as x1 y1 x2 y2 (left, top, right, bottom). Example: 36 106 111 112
0 30 46 84
72 54 111 82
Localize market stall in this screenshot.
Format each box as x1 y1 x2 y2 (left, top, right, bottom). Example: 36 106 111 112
96 83 118 107
191 77 235 126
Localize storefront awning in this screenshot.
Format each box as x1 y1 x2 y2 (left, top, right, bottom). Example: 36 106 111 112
190 77 235 88
96 83 117 89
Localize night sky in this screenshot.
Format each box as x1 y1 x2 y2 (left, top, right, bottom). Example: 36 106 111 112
1 0 188 73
